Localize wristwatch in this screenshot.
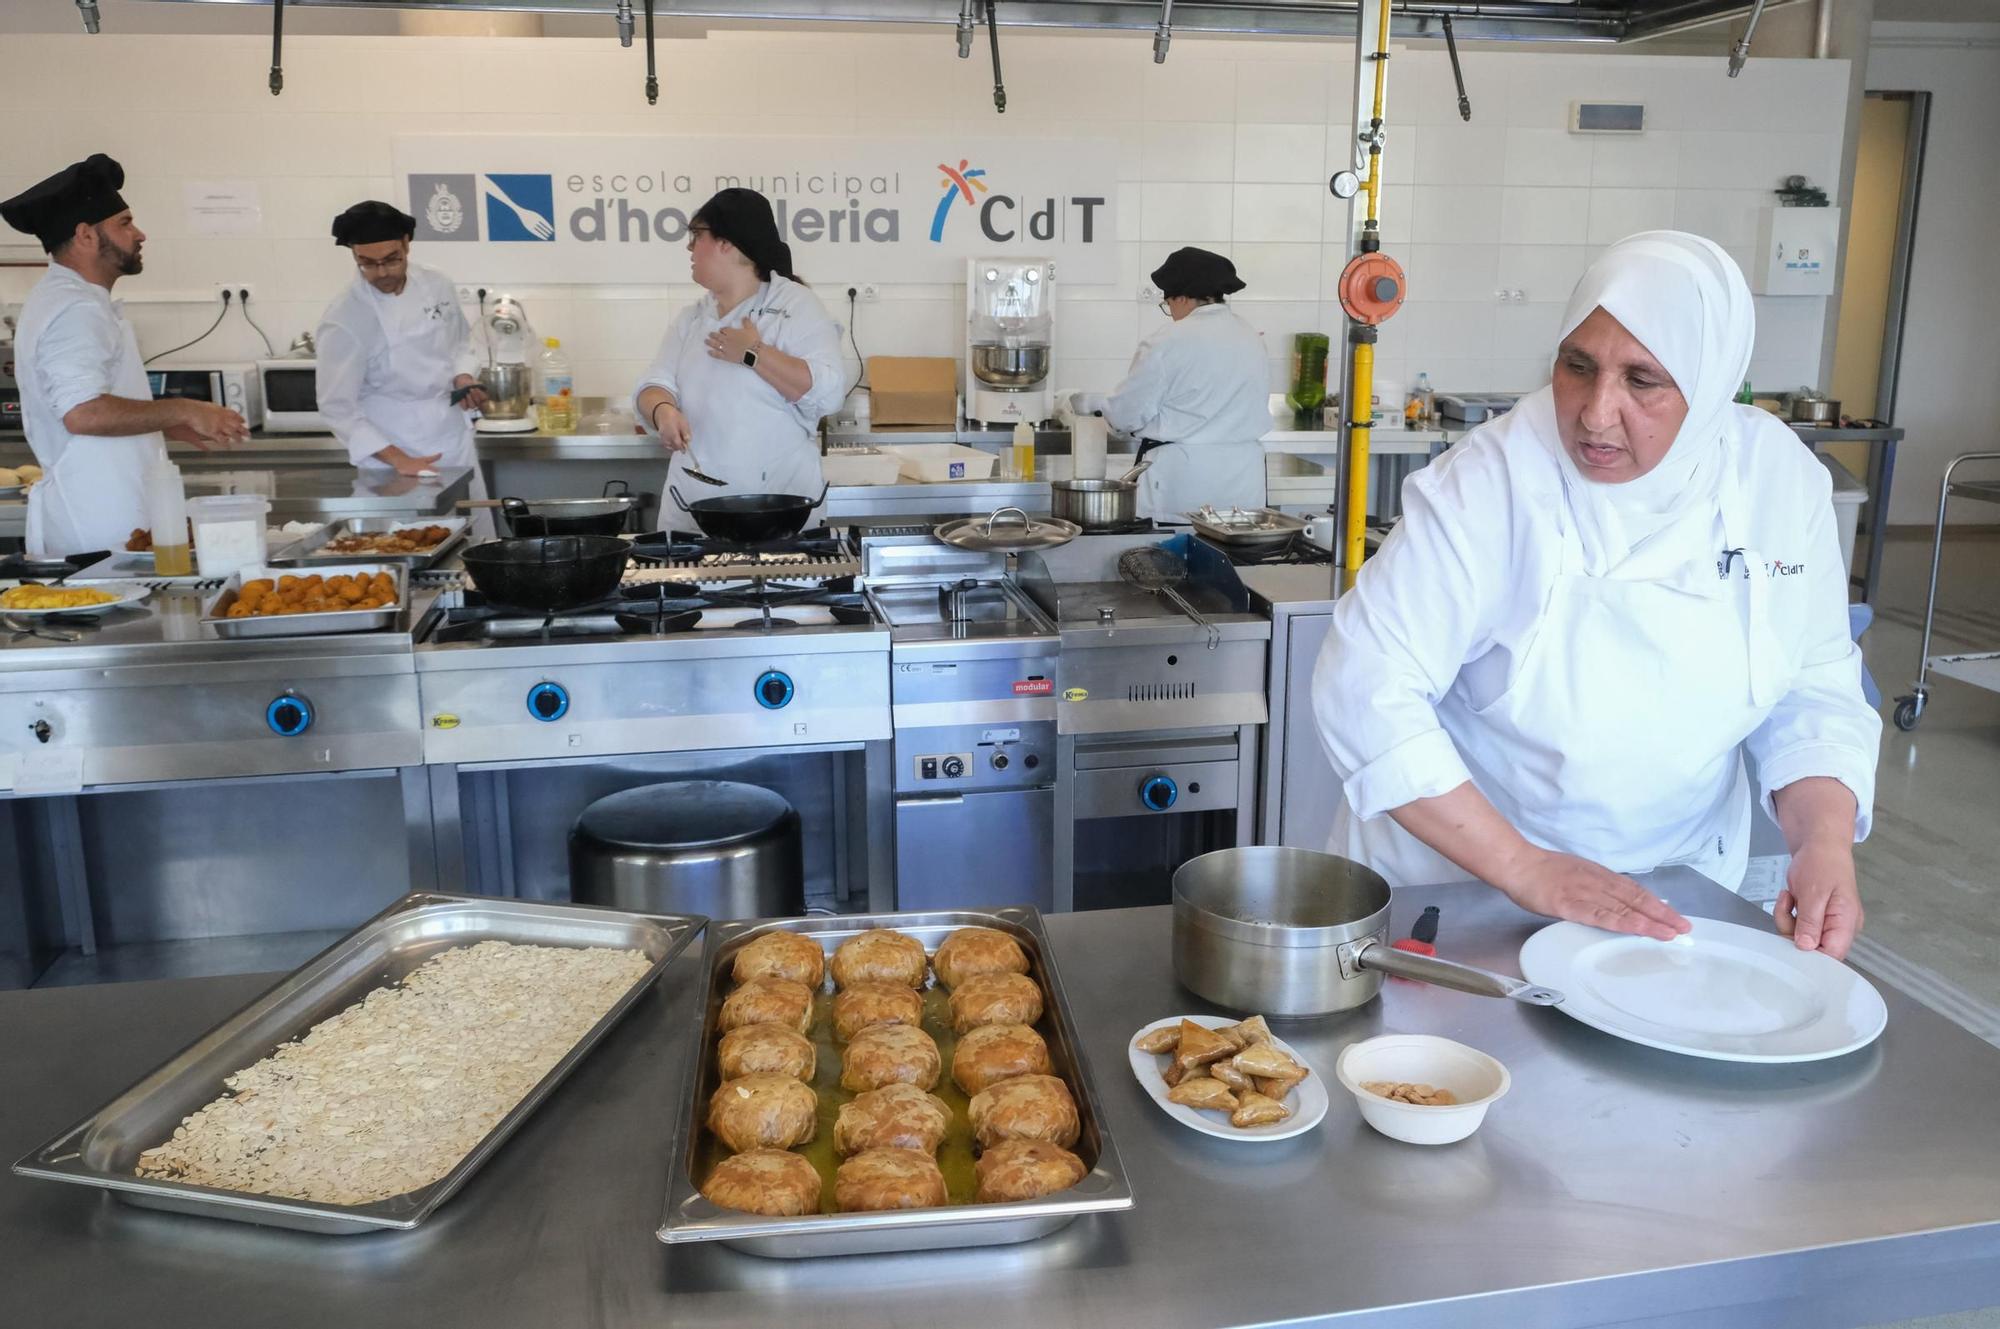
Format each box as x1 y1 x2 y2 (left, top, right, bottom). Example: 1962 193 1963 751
741 343 761 369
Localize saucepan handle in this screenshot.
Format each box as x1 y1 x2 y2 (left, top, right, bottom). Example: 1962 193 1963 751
1352 939 1564 1006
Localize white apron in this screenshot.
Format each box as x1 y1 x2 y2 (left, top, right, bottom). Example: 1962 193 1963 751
1332 462 1784 893
659 332 823 536
25 316 165 560
1137 440 1267 522
350 281 492 539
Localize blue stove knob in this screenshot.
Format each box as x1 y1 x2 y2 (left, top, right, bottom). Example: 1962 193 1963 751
526 681 570 722
266 694 314 737
1139 773 1178 812
755 670 795 710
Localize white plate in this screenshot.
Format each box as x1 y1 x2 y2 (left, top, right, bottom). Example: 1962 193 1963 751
1519 917 1887 1063
0 580 153 618
1128 1015 1328 1141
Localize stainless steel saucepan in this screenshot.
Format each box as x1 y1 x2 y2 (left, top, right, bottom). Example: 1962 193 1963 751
1172 846 1564 1016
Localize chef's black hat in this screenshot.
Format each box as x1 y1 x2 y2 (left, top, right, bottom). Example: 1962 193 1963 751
331 200 416 247
691 188 798 283
1151 247 1246 300
0 154 129 253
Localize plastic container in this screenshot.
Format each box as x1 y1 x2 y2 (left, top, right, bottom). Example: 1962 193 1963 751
538 338 577 434
144 458 192 576
188 493 271 579
1334 1034 1509 1146
1413 371 1435 428
1071 414 1109 481
1011 421 1036 480
820 448 903 486
882 443 999 483
1286 333 1330 413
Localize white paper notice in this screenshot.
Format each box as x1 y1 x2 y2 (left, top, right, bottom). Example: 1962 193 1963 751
11 747 84 796
183 181 264 237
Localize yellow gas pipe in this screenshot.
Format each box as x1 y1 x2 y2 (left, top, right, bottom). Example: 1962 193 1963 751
1340 0 1399 576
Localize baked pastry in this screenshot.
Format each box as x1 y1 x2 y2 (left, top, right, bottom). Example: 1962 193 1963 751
833 1083 953 1157
949 972 1044 1033
1230 1090 1293 1128
951 1022 1053 1095
1219 1014 1272 1050
1133 1025 1180 1055
1172 1020 1237 1076
974 1139 1087 1204
707 1074 819 1153
717 1023 816 1082
700 1148 823 1216
834 1147 948 1212
1167 1076 1239 1112
931 926 1030 990
717 977 816 1036
731 931 826 989
831 980 924 1043
830 929 928 989
1209 1058 1253 1092
968 1073 1080 1150
1233 1041 1308 1098
840 1022 942 1093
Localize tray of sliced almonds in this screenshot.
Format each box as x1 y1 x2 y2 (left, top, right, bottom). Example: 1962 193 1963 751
1127 1013 1329 1142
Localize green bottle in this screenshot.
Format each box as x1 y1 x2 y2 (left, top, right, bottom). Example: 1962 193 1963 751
1287 333 1330 413
1735 378 1754 405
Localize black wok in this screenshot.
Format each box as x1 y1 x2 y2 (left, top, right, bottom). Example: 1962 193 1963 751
462 483 639 538
669 483 828 544
458 535 633 613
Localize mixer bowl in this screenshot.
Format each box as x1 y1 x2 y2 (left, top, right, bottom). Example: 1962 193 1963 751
480 362 534 422
971 344 1051 389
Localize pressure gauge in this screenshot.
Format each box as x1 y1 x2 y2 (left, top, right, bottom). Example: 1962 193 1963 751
1329 171 1362 201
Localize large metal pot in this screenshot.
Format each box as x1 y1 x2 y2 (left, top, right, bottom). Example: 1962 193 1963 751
569 780 804 921
1050 479 1137 530
1785 392 1841 424
1172 847 1563 1016
971 344 1050 388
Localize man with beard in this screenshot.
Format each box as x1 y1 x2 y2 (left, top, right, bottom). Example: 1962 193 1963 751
1 154 247 559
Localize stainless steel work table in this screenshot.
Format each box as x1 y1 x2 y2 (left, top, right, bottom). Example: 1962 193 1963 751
5 869 1999 1329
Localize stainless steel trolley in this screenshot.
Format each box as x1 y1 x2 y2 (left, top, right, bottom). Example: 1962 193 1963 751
1893 451 2000 730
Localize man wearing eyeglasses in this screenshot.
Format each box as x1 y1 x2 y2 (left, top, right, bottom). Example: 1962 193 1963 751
315 201 492 531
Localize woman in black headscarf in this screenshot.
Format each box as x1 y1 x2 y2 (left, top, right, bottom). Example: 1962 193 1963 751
634 189 850 527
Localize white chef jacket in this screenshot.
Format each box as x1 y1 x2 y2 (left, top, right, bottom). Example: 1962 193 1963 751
1100 303 1270 520
1310 389 1882 891
632 275 848 531
16 263 168 559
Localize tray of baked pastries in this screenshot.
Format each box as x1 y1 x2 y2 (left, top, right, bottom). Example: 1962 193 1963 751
659 907 1134 1257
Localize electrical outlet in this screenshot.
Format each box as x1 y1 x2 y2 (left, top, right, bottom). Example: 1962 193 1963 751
860 284 880 302
454 285 492 306
214 282 253 305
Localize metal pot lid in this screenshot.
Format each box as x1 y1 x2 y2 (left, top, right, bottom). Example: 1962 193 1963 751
934 507 1080 552
574 780 798 852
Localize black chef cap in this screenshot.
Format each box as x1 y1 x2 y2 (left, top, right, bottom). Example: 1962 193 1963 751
1150 247 1246 300
691 188 799 284
0 154 129 253
331 200 416 247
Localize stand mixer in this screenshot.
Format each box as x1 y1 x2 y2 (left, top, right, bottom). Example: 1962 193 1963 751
475 294 539 433
964 258 1055 428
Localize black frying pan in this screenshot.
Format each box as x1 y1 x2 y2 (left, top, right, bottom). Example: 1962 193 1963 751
668 483 828 544
458 535 633 614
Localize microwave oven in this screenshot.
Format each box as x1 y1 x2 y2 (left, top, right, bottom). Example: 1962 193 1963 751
147 363 264 429
256 358 326 433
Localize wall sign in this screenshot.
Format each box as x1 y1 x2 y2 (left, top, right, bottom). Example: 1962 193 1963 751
391 135 1120 283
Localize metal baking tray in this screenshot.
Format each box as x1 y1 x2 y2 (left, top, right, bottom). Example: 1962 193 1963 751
1183 506 1309 548
659 907 1134 1258
14 892 705 1234
274 517 469 570
200 562 406 638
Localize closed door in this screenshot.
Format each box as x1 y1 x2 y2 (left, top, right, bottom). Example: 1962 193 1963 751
895 788 1054 912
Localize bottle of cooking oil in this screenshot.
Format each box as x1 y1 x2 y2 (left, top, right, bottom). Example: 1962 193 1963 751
145 457 192 576
537 338 577 434
1010 420 1035 480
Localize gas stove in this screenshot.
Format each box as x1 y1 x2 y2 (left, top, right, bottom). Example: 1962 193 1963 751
1208 533 1334 567
629 526 862 585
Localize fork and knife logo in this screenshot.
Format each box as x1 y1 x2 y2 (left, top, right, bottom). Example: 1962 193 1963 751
480 174 557 243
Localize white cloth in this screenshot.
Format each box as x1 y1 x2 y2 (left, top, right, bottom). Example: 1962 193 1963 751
1095 304 1270 520
314 264 491 537
1311 232 1880 891
632 275 848 532
16 264 168 559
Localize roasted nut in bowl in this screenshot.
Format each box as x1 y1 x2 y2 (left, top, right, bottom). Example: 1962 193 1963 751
1334 1034 1509 1146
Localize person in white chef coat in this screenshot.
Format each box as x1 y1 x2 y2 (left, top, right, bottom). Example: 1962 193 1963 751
1313 231 1881 958
1070 247 1269 521
314 201 493 538
2 154 248 560
633 188 848 532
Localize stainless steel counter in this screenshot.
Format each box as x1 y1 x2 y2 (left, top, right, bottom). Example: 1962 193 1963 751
5 870 1998 1328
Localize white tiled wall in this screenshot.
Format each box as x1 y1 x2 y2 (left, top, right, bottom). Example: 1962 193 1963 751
0 31 1849 405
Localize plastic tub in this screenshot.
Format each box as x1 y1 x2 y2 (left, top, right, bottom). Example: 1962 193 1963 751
189 493 272 579
1334 1034 1509 1145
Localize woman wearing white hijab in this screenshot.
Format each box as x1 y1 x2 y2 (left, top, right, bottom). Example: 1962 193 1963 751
1312 232 1880 957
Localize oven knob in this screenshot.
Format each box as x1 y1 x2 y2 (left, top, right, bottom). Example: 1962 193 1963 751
527 682 570 722
755 670 795 710
941 755 967 779
1139 774 1178 812
266 695 314 737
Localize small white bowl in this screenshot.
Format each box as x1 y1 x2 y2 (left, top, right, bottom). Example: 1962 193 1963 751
1334 1034 1510 1146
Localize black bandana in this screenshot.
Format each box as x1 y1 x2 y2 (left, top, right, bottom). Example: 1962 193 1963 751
692 188 796 282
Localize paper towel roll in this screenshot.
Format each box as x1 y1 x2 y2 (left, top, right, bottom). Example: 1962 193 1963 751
1072 415 1109 481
